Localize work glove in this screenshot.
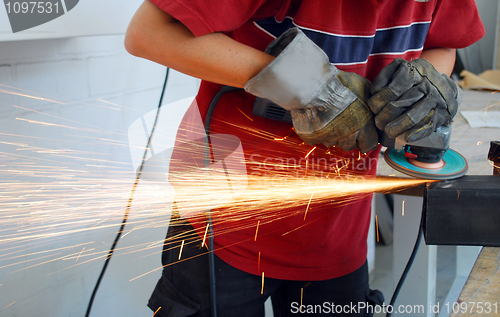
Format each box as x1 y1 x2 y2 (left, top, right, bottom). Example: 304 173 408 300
244 28 378 153
368 58 462 142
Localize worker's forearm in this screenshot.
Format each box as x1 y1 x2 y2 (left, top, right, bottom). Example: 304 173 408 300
420 47 456 76
125 0 274 88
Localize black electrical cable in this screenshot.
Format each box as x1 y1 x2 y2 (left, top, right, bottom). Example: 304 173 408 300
84 68 170 317
203 86 244 317
385 184 428 317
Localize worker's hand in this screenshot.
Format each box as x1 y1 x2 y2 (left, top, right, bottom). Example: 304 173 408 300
368 58 462 142
244 28 378 153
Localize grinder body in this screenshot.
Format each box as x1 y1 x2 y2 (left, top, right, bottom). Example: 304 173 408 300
380 126 450 163
382 126 468 180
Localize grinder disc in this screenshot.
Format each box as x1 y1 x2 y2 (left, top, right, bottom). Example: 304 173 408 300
384 148 468 180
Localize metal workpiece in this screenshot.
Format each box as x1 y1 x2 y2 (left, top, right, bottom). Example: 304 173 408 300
424 176 500 247
488 141 500 175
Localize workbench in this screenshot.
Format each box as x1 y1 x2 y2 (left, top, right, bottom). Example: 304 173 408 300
451 247 500 317
376 90 500 317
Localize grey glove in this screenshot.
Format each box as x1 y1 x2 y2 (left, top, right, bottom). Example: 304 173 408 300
244 28 378 153
368 58 462 142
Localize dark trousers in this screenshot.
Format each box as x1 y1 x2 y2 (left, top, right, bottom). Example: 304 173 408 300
148 216 384 316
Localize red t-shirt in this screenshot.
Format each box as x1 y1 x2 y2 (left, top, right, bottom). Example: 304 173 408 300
153 0 485 280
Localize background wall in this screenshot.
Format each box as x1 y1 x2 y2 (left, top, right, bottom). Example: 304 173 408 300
459 0 500 73
0 34 200 316
0 0 143 41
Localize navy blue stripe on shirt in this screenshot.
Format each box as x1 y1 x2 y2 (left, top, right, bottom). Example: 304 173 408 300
254 17 430 65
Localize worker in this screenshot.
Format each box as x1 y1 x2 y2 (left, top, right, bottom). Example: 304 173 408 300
125 1 484 316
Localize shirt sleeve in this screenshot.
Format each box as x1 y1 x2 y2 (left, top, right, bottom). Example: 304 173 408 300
149 0 283 36
424 0 485 49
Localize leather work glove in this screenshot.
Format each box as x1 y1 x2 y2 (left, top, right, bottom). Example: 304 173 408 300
244 28 378 153
368 58 462 142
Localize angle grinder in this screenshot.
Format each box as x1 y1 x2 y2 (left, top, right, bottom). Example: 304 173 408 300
253 97 468 180
380 126 468 180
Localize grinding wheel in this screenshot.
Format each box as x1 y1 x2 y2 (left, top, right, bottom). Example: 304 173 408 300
384 148 468 180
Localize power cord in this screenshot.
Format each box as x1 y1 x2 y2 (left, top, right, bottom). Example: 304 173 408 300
386 184 428 317
203 86 244 317
84 68 170 317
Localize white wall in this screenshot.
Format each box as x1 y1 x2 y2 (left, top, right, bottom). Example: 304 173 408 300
0 0 143 41
459 0 499 73
0 34 199 317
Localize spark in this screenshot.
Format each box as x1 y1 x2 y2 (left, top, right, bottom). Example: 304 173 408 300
254 221 260 241
477 141 482 145
304 146 317 159
457 190 460 200
13 105 104 132
178 240 185 260
120 228 136 239
303 193 314 220
235 106 253 121
281 216 325 237
153 307 161 316
375 215 379 243
0 88 65 104
7 252 78 273
15 117 68 128
3 301 16 310
402 200 405 216
301 288 304 308
94 99 121 111
202 223 209 248
76 247 85 262
63 248 96 261
257 251 261 273
261 272 265 294
274 130 294 141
